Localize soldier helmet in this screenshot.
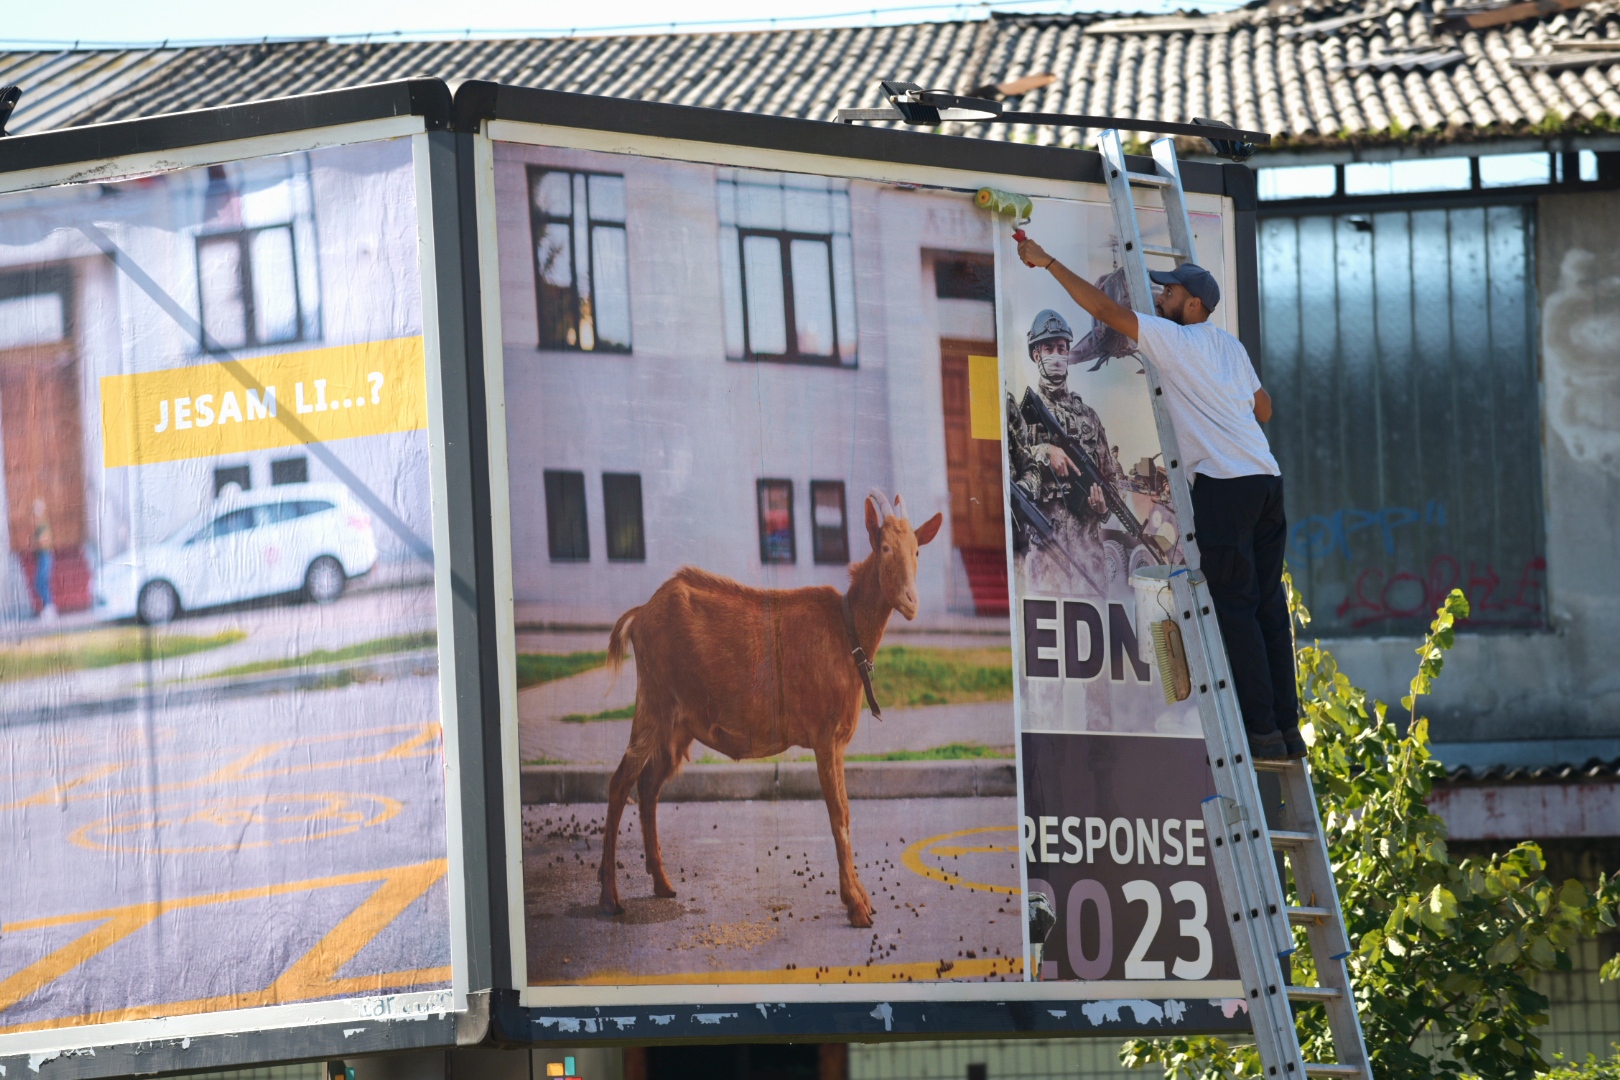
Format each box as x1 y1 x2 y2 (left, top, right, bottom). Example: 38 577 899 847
1027 309 1074 354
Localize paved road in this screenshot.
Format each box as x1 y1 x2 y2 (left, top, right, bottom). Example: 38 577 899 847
0 668 450 1034
522 796 1024 987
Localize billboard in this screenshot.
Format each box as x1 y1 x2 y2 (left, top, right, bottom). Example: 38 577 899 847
0 107 471 1066
476 93 1255 1036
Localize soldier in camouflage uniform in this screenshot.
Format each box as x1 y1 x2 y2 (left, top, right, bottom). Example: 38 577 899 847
1007 308 1127 596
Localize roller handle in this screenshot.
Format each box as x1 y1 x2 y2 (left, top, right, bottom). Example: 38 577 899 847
1013 228 1027 242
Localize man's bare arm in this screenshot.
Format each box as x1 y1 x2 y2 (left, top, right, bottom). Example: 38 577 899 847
1254 387 1272 424
1017 236 1138 339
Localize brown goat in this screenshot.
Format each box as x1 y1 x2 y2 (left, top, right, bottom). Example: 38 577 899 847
598 492 943 927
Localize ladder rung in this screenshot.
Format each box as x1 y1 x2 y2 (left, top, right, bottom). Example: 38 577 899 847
1126 172 1173 187
1271 830 1316 847
1286 985 1343 1002
1142 244 1188 259
1288 905 1333 923
1304 1065 1363 1079
1252 758 1301 773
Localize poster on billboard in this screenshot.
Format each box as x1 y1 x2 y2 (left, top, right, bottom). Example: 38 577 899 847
0 114 466 1061
476 91 1252 1032
996 197 1240 987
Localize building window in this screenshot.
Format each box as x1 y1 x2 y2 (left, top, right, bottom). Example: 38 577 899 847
602 472 646 563
810 481 849 565
934 255 995 301
757 479 796 565
718 170 856 365
1258 204 1545 635
529 168 631 353
196 225 303 352
544 470 590 562
271 456 308 485
213 465 251 496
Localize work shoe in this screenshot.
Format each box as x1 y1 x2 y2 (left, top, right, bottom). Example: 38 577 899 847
1248 731 1290 761
1281 729 1309 760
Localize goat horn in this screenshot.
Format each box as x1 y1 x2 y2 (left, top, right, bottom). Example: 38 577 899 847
867 488 895 522
893 493 908 521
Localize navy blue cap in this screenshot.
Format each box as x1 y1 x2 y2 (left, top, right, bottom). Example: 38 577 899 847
1148 263 1220 312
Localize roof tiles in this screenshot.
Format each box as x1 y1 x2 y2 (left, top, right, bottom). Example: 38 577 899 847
4 0 1620 147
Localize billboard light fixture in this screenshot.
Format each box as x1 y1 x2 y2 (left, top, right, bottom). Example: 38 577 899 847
838 80 1269 161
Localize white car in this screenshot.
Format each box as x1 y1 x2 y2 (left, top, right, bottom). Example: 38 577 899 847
98 482 379 625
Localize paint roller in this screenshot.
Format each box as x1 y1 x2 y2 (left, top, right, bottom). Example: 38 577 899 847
975 187 1033 241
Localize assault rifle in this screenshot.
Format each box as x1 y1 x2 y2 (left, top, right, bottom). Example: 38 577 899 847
1019 387 1165 565
1009 483 1100 587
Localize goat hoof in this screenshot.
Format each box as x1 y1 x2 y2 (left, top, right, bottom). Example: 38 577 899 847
653 883 678 899
847 906 874 929
599 897 625 916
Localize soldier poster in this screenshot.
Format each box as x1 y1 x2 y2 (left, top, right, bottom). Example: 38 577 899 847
995 195 1240 986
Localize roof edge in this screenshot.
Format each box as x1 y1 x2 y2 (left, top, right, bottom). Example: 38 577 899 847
452 81 1239 198
0 78 451 176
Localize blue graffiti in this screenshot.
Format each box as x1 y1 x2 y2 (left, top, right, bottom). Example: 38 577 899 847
1290 501 1447 562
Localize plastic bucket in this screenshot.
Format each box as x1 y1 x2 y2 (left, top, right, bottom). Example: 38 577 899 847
1129 565 1179 665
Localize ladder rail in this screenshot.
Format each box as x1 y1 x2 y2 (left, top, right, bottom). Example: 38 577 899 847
1093 128 1372 1080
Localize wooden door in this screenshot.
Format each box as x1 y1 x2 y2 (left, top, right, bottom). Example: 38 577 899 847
2 343 86 553
939 338 1005 548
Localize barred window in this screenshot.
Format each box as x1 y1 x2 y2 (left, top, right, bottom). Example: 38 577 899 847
544 470 590 562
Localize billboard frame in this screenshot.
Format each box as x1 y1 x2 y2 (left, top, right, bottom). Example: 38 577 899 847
456 81 1263 1045
0 80 500 1077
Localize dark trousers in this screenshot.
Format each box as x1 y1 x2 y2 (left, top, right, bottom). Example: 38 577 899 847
1189 474 1299 738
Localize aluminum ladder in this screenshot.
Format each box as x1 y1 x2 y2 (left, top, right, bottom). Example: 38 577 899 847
1095 127 1371 1080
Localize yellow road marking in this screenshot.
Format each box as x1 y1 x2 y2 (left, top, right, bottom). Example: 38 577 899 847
0 723 439 812
0 860 449 1033
67 792 402 854
544 955 1025 986
902 827 1023 895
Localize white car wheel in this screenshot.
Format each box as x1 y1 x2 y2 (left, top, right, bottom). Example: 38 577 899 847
137 581 180 626
305 556 346 605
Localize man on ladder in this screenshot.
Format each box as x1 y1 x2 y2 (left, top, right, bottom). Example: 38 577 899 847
1012 235 1306 763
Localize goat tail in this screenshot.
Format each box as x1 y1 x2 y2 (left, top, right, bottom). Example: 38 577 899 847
607 606 640 675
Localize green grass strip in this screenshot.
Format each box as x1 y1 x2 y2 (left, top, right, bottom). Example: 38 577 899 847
0 628 248 683
202 630 437 680
516 651 609 689
869 645 1013 706
844 742 1014 762
558 704 636 723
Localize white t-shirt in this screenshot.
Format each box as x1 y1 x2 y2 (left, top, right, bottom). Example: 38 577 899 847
1132 314 1280 480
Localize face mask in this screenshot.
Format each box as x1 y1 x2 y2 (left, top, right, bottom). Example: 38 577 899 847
1036 348 1070 383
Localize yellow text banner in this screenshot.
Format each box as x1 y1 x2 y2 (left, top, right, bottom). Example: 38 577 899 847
100 337 427 468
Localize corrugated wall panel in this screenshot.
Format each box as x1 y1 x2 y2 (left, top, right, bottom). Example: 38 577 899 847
1259 203 1546 636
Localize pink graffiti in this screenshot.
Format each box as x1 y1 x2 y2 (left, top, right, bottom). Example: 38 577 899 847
1335 555 1547 629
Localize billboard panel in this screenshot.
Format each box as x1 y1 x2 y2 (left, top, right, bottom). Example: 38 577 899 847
478 98 1253 1035
0 128 464 1059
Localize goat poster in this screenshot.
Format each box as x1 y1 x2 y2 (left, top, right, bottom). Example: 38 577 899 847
0 139 454 1045
493 140 1029 992
996 197 1239 984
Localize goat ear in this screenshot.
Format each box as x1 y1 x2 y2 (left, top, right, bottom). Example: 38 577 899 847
913 512 944 547
865 496 883 548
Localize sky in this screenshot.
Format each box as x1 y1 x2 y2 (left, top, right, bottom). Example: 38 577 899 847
1 0 1243 47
